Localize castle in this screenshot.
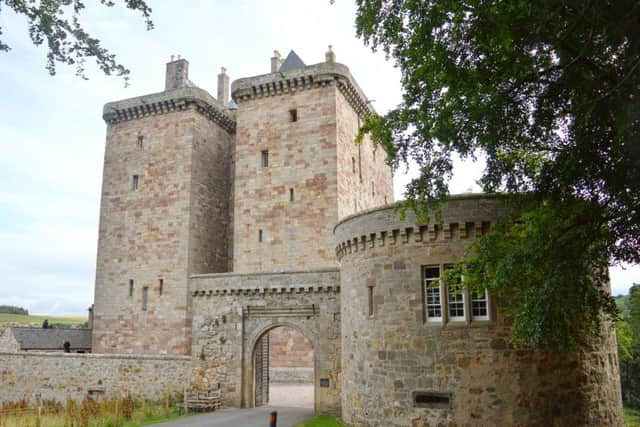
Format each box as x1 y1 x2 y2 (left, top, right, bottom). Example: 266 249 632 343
0 48 623 426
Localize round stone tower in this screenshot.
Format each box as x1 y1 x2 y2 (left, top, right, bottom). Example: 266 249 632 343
334 194 622 427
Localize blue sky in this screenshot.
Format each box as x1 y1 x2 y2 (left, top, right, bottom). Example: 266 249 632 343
0 1 637 314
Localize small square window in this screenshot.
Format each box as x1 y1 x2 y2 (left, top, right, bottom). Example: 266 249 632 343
132 175 140 190
137 136 144 149
142 287 149 311
289 109 298 122
261 151 269 167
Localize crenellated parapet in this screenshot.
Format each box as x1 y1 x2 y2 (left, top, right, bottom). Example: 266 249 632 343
334 194 507 260
102 86 236 134
189 268 341 297
231 62 374 117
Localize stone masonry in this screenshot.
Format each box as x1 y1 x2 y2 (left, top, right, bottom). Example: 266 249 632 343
334 196 624 427
0 48 624 426
269 326 314 384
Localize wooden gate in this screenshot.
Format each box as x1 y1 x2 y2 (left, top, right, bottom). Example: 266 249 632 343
254 332 270 406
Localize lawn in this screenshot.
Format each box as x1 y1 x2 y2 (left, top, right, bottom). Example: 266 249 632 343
294 415 348 427
626 407 640 427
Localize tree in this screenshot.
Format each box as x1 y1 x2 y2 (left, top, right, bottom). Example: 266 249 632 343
0 0 152 82
355 0 639 350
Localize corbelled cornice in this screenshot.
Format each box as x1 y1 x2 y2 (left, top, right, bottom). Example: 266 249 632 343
102 87 236 134
231 62 375 117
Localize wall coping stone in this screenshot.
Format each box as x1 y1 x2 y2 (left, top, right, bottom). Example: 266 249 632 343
190 267 339 280
0 351 191 361
189 268 340 297
333 193 504 233
102 86 236 133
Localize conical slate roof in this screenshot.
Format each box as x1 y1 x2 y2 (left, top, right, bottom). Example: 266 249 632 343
279 50 306 72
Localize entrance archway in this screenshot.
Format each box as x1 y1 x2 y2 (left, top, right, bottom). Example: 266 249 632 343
253 324 315 408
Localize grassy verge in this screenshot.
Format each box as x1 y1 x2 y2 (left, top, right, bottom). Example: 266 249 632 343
0 396 187 427
294 415 348 427
626 407 640 427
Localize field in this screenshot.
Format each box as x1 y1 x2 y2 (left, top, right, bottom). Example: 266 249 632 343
0 313 87 334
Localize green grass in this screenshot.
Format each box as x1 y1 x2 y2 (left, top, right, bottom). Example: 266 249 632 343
626 407 640 427
0 313 86 327
294 415 348 427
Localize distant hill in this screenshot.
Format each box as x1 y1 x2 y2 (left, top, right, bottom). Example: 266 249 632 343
0 313 87 334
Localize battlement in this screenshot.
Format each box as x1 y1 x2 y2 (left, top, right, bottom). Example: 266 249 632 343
231 61 374 117
102 86 236 133
334 194 508 260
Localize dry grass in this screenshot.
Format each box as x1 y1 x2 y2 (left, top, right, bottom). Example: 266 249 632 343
0 394 183 427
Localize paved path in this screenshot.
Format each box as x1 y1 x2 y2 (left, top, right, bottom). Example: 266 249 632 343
156 406 314 427
269 384 314 408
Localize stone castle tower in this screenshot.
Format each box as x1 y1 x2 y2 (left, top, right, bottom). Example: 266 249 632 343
92 48 392 355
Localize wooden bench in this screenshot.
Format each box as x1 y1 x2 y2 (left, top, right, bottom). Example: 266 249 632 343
185 388 222 413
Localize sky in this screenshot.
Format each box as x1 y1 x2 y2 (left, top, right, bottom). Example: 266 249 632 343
0 1 637 315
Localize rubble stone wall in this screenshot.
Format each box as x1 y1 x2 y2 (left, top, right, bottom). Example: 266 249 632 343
189 269 341 415
335 196 623 427
0 352 190 404
269 326 314 383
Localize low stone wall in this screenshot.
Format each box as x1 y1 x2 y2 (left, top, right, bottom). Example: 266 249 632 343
0 352 191 404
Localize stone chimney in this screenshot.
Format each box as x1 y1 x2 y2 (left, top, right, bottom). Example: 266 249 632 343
165 55 189 91
325 45 336 63
271 50 283 72
217 67 230 105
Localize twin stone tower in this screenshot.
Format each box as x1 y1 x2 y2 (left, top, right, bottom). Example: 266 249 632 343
91 49 623 426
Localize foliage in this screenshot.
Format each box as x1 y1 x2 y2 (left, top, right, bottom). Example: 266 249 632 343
618 284 640 409
0 305 28 315
294 415 349 427
447 197 616 351
355 0 639 351
0 0 153 82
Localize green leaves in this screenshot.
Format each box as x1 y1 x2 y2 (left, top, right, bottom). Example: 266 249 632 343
459 197 617 351
355 0 640 351
1 0 153 83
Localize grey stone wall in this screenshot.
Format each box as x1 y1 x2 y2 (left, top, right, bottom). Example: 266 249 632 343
0 352 190 404
189 269 341 415
335 196 623 427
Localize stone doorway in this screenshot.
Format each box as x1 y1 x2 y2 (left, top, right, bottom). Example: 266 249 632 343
253 325 314 408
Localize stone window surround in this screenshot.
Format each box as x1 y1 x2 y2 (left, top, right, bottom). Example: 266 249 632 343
421 264 492 325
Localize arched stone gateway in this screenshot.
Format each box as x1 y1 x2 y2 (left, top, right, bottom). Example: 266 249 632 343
189 269 341 416
250 323 314 408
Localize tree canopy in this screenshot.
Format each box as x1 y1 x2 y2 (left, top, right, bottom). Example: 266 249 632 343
355 0 640 350
0 0 152 82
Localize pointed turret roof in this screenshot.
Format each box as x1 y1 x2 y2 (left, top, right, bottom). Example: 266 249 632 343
279 50 306 72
